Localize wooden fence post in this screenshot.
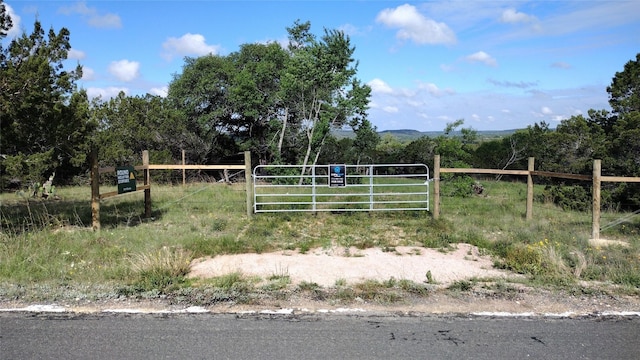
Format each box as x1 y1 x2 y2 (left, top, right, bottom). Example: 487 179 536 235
143 150 151 218
182 149 186 186
245 151 253 218
592 159 601 240
90 147 100 231
433 155 440 219
526 157 534 221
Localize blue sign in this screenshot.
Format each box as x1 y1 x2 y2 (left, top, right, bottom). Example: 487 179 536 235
329 164 346 187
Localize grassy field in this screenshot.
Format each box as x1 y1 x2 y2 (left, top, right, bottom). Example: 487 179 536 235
1 180 638 305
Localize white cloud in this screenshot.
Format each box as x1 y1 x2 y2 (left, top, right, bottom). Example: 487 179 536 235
541 106 553 115
376 4 456 45
440 64 455 72
500 8 536 24
68 48 86 60
59 1 122 29
81 66 95 81
86 86 128 99
337 23 366 37
162 33 221 61
465 51 498 67
108 60 140 82
382 106 399 113
536 1 640 36
417 82 454 97
551 62 572 69
149 86 168 97
4 3 21 38
368 78 394 94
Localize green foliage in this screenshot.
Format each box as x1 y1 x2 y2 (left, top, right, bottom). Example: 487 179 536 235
501 244 544 275
441 175 475 198
540 184 591 211
448 280 473 292
1 18 94 188
607 53 640 114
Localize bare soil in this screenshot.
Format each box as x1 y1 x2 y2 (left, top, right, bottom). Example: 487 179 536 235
189 244 512 288
186 243 640 315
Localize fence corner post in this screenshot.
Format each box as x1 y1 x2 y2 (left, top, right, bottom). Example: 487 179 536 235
526 157 535 221
90 146 100 231
143 150 151 218
433 155 440 219
245 151 253 218
592 159 601 240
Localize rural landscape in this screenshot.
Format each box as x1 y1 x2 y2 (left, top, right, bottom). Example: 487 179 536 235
1 3 639 313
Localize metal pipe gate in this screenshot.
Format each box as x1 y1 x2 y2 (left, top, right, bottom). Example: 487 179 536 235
252 164 430 213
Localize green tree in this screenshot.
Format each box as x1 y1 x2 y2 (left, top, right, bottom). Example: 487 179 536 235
403 136 437 168
167 55 239 164
91 93 187 167
607 53 640 115
1 15 92 189
435 120 474 168
547 115 606 174
283 20 371 181
351 118 379 165
227 42 288 163
0 0 11 41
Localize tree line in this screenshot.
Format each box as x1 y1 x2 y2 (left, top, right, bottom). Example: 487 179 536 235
1 3 639 209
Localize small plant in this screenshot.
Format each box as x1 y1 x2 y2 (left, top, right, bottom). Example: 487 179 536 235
210 218 227 232
398 279 430 296
208 272 249 290
425 270 435 284
448 280 473 292
298 281 320 291
268 264 289 281
128 246 192 293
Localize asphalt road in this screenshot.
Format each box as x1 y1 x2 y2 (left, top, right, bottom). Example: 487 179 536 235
1 312 639 359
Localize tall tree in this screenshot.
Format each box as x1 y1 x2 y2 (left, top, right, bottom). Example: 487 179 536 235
283 21 371 181
227 42 288 163
1 14 92 188
0 0 12 41
91 93 186 166
167 55 238 164
607 53 640 115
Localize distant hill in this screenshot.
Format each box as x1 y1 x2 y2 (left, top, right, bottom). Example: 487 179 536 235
333 128 519 142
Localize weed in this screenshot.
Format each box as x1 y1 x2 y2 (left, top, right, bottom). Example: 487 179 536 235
297 281 320 291
448 280 473 292
128 246 192 293
425 270 435 284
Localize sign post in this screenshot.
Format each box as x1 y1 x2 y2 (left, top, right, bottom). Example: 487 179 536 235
116 166 137 194
329 164 346 187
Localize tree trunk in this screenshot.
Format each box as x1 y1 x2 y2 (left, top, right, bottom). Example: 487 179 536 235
277 107 288 156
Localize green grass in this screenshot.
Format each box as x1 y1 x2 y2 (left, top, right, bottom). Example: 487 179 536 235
1 180 639 304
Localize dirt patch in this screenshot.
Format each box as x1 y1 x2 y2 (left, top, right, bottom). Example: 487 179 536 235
189 243 517 287
589 238 629 248
184 243 639 315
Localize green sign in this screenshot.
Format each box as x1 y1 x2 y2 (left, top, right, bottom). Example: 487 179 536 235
116 166 137 194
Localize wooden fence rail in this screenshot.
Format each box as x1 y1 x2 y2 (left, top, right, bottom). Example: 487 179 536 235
433 155 640 240
91 150 252 230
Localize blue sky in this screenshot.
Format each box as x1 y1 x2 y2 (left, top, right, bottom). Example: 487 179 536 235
3 1 639 131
